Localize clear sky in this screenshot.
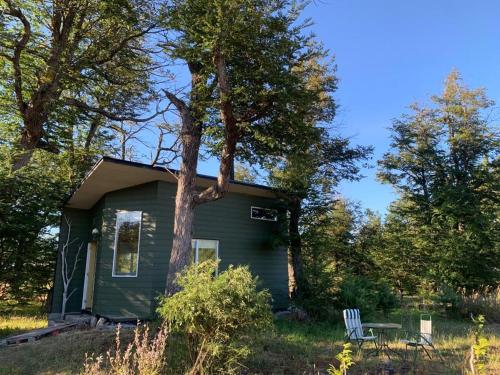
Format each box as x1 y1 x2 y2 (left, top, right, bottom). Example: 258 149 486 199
300 0 500 215
160 0 500 216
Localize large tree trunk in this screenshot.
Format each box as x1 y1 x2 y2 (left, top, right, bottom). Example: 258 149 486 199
164 52 239 295
289 196 305 299
12 118 46 171
165 117 202 296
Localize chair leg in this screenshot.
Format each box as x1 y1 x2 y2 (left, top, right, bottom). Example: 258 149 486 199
412 346 418 373
430 343 445 362
422 345 432 360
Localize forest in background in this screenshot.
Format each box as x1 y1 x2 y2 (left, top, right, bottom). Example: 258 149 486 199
0 0 498 320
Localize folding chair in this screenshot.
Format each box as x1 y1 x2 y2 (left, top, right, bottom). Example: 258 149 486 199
343 309 378 353
400 314 444 368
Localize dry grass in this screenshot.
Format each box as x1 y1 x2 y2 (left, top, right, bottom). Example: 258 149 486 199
247 313 500 374
456 287 500 323
0 311 498 374
0 315 47 339
0 328 133 375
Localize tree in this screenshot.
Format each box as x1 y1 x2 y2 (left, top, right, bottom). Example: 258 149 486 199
59 217 83 318
0 0 158 170
378 71 500 289
365 204 423 301
0 150 68 303
234 163 257 183
269 133 372 298
0 66 114 305
160 0 338 294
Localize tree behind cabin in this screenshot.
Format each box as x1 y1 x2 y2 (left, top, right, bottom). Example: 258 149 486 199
378 71 499 289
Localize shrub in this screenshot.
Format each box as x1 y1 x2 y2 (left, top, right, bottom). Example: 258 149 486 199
83 323 169 375
435 286 500 323
458 287 500 323
375 281 399 316
434 285 461 313
470 315 489 375
157 260 273 375
294 266 341 320
336 275 398 319
327 343 354 375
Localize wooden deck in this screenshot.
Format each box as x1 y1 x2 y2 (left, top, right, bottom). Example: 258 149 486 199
3 322 78 346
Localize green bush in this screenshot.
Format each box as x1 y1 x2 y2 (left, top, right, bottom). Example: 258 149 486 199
295 266 340 320
376 281 399 315
435 286 500 323
336 275 398 319
157 260 273 375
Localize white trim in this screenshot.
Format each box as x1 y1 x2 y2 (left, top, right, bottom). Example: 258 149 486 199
112 210 142 278
192 238 219 274
81 243 93 310
250 206 278 221
81 241 98 310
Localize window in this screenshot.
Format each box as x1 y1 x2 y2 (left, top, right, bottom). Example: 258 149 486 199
191 239 219 265
112 211 142 277
251 206 277 221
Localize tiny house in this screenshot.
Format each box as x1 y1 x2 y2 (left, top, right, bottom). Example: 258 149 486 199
50 157 288 320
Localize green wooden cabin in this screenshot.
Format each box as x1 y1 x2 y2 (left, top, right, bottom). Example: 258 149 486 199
50 157 288 320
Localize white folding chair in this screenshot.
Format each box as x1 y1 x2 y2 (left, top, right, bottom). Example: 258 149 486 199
342 309 378 352
400 314 443 366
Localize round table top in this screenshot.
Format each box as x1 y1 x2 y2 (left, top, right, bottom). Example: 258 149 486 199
362 323 402 329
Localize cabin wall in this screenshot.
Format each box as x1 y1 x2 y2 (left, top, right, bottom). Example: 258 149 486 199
151 181 288 312
92 182 160 319
51 208 92 315
193 191 288 308
54 180 288 319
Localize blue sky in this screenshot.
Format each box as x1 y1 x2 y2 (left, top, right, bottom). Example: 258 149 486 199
300 0 500 215
151 0 500 216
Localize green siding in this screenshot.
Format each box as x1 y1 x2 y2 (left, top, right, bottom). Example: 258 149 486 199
51 208 91 314
193 191 288 308
52 180 289 318
92 182 160 319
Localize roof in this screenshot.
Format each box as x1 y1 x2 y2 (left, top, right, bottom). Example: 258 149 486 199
65 157 276 209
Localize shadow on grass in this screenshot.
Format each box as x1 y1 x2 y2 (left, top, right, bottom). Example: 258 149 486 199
0 315 498 375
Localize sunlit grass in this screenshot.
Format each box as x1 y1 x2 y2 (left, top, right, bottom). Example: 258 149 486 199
249 313 500 374
0 315 47 339
0 307 498 374
0 301 47 339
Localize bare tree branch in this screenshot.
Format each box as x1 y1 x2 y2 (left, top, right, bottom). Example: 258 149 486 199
60 216 83 318
65 98 168 123
163 89 188 114
4 0 32 115
151 124 181 167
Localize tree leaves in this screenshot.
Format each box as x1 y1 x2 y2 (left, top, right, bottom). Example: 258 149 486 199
378 70 499 289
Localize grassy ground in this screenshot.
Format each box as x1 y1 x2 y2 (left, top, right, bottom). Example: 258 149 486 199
0 307 498 374
249 314 500 374
0 301 47 339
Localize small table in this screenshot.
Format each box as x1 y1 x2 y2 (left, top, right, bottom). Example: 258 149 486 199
362 323 403 360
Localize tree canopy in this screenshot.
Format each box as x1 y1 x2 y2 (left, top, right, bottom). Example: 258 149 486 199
0 0 158 169
378 70 499 289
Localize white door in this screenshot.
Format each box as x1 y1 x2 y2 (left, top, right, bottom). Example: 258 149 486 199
81 242 97 311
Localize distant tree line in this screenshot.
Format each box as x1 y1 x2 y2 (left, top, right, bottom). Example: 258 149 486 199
0 0 368 304
0 0 497 315
287 72 499 318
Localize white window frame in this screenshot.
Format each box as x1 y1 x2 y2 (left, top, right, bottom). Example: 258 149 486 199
112 210 142 278
192 239 219 273
250 206 278 221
